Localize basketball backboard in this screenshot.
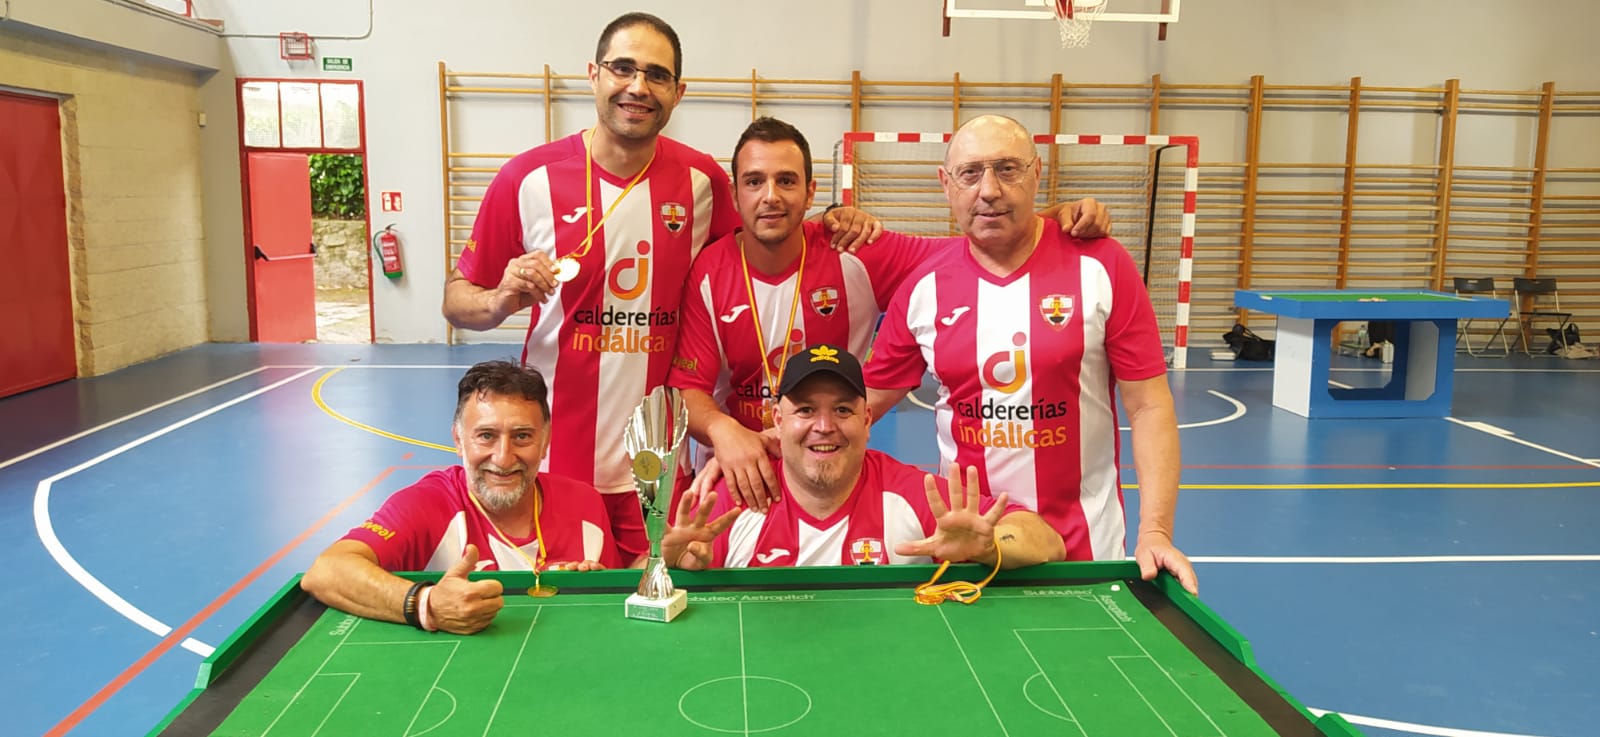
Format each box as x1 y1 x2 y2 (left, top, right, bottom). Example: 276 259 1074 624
941 0 1181 40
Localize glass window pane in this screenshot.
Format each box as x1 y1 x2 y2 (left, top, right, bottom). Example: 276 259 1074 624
320 83 361 150
280 83 322 148
241 82 280 148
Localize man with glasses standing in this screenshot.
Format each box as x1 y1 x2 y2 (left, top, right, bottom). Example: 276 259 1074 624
863 115 1198 595
443 13 769 563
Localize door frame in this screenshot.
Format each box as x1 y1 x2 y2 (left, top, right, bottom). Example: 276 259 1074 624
235 78 373 342
0 88 77 394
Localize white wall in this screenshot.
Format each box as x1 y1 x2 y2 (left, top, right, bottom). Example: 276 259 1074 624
190 0 1600 343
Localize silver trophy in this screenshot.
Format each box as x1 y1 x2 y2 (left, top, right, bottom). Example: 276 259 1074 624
622 386 689 622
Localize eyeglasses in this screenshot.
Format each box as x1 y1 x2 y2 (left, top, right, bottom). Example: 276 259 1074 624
944 157 1038 189
596 59 677 90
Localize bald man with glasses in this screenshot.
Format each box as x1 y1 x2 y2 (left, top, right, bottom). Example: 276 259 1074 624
864 115 1198 595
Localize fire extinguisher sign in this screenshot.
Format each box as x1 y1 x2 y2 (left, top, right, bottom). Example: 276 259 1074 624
381 192 403 212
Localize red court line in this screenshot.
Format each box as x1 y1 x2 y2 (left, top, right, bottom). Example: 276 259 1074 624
45 463 444 737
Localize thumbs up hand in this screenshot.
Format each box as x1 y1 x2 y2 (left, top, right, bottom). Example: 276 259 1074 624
429 544 505 634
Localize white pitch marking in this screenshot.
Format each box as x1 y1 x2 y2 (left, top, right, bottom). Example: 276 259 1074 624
740 602 749 736
0 367 269 472
1011 631 1088 736
33 367 318 656
403 642 463 737
1092 596 1227 736
939 606 1014 736
483 605 542 735
1104 657 1184 737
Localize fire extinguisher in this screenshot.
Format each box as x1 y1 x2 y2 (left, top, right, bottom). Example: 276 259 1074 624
373 224 404 279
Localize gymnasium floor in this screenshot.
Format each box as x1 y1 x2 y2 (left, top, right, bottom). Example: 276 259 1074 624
1 342 1594 737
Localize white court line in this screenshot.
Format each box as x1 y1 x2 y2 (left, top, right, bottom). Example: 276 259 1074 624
32 367 319 657
1190 554 1600 564
1447 417 1600 469
1308 708 1561 737
267 364 479 369
938 606 1013 736
0 367 269 473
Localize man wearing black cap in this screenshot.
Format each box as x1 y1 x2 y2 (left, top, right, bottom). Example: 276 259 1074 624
661 344 1065 569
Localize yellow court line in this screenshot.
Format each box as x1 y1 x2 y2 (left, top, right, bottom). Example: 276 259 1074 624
311 368 456 453
1123 481 1600 490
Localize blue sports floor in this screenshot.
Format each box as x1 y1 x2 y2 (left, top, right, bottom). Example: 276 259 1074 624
1 343 1595 737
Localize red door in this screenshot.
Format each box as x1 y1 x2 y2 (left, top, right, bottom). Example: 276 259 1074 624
247 152 317 342
0 92 75 397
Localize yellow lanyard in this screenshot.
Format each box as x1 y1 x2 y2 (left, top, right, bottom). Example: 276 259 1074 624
913 535 1003 605
739 232 807 422
463 477 553 594
569 129 657 263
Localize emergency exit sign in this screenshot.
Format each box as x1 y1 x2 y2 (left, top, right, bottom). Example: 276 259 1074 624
323 57 353 72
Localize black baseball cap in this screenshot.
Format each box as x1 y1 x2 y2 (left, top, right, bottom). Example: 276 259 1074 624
777 344 866 399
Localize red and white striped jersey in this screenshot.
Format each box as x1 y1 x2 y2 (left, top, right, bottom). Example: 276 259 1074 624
343 467 620 571
707 450 1002 567
864 223 1167 561
457 132 740 494
668 221 950 432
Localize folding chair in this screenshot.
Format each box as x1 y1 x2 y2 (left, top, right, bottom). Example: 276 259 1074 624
1452 277 1510 356
1512 277 1574 355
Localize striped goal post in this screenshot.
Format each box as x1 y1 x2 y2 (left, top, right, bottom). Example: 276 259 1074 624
837 132 1198 369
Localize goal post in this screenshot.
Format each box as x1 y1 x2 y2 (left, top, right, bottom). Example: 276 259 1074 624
837 132 1198 369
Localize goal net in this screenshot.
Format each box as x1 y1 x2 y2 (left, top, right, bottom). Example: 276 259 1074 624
837 132 1197 368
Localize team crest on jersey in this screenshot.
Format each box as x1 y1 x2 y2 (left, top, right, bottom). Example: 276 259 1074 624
1039 294 1074 329
660 202 687 233
850 537 887 565
809 287 839 317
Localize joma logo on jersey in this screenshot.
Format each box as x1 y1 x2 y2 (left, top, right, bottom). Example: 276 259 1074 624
1039 294 1073 329
981 332 1029 394
607 241 651 300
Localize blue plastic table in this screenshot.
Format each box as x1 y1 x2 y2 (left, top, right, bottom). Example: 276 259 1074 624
1234 290 1509 418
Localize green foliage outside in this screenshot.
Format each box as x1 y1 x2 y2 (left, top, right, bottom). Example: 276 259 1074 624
309 154 366 219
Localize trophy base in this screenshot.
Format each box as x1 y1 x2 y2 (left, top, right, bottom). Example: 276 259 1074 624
624 590 687 623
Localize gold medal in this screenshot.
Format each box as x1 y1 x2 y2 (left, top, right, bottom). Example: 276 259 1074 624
553 256 581 283
527 584 559 598
758 401 776 430
631 448 663 481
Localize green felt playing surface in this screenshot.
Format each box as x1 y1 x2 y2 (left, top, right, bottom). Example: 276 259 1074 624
206 582 1286 737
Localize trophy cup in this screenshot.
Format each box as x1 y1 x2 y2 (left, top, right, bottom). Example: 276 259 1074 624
623 386 689 622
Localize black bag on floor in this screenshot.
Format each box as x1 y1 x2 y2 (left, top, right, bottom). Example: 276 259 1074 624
1223 323 1275 361
1545 324 1580 354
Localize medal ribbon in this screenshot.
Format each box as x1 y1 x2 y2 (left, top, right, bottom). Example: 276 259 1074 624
739 232 807 425
567 128 657 264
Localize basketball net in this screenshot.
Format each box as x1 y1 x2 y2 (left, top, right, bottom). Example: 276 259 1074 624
1053 0 1107 48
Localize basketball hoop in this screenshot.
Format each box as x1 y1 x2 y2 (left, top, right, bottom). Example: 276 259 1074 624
1052 0 1107 48
279 32 313 61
